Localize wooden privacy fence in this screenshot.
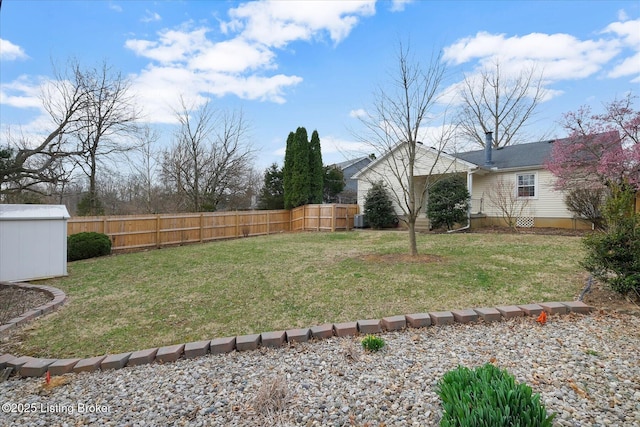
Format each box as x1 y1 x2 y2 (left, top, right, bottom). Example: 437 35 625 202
67 204 358 252
291 204 359 232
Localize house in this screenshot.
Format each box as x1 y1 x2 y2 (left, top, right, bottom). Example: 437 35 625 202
353 134 598 230
330 156 373 204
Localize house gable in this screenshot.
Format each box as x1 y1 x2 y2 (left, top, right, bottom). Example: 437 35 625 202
353 142 476 182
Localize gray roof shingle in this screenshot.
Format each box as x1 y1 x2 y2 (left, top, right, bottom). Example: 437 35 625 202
455 139 557 169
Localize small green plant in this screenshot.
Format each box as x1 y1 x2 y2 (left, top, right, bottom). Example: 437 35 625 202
585 349 600 356
436 363 555 427
361 335 385 352
67 232 112 261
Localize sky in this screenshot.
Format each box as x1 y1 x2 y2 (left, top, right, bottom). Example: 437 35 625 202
1 0 639 172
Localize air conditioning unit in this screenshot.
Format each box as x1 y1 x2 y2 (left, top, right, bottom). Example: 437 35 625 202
354 214 367 228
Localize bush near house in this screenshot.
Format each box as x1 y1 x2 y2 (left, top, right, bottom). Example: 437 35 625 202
67 232 112 261
427 175 470 230
582 184 639 295
363 181 397 229
437 363 555 427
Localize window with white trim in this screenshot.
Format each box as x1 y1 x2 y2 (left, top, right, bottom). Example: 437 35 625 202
516 173 536 198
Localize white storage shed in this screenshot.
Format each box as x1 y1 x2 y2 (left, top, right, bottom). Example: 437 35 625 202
0 204 70 282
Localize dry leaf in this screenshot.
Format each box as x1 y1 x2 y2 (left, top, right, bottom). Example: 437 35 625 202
568 380 588 398
41 375 70 391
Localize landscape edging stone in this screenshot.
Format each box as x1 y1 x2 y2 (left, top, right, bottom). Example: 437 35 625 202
0 281 594 379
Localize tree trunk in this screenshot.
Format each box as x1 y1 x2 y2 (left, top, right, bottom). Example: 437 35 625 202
408 216 418 256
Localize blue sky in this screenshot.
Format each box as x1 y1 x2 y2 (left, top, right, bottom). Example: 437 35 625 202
1 0 639 171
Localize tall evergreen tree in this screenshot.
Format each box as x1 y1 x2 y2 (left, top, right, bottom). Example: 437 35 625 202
283 126 325 209
257 163 284 210
291 127 310 208
283 132 296 209
323 165 345 203
308 130 324 204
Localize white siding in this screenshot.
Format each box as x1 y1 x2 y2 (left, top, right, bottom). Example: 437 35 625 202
356 144 472 216
472 169 572 218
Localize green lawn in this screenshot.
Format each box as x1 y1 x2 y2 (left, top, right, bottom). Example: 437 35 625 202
13 230 585 358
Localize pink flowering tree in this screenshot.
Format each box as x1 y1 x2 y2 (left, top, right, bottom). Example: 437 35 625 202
548 94 640 295
546 93 639 191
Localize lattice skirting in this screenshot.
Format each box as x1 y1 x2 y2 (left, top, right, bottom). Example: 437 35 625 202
516 217 535 228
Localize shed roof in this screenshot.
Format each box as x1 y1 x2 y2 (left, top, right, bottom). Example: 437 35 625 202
0 204 70 220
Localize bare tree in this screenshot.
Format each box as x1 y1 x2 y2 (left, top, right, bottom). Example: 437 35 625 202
72 61 140 215
1 63 90 196
356 44 457 256
128 126 161 213
484 175 531 231
457 60 546 148
161 98 255 212
1 60 140 214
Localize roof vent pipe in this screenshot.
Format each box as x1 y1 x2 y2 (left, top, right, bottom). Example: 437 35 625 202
484 131 493 166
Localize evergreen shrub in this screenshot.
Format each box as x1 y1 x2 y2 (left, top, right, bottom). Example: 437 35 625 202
67 232 112 261
427 175 470 230
363 181 396 229
581 184 639 295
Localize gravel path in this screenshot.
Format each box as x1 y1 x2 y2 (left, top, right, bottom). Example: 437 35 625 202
1 312 638 427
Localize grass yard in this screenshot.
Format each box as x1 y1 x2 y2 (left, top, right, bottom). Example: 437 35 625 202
10 230 585 358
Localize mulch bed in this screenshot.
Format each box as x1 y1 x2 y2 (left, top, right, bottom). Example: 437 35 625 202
0 287 52 324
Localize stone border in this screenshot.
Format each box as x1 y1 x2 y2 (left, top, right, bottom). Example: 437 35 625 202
0 281 67 336
0 281 593 379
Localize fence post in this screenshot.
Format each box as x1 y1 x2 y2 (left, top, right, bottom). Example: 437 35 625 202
317 205 320 231
156 215 161 248
267 211 271 235
331 204 336 232
199 213 204 243
103 216 108 235
235 211 239 238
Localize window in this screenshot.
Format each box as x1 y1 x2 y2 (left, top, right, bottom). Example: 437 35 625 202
517 173 536 198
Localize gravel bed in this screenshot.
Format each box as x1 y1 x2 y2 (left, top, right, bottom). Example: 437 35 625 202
1 312 639 426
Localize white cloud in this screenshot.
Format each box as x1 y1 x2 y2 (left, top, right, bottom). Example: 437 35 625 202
0 76 42 109
618 9 629 21
108 2 122 13
273 134 370 162
349 108 367 118
390 0 414 12
607 52 640 80
603 18 640 47
223 0 376 47
124 2 377 123
188 38 276 73
130 64 303 123
141 9 162 23
125 28 209 63
0 38 28 61
443 31 619 81
602 18 640 81
321 135 372 155
443 16 640 88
